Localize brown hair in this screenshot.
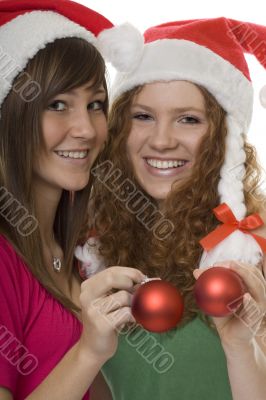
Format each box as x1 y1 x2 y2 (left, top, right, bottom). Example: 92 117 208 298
86 83 264 327
0 37 108 316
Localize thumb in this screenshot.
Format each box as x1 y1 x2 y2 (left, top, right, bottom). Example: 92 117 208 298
193 268 201 279
193 265 215 280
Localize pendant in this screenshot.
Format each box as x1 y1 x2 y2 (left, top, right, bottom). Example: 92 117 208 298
53 257 62 272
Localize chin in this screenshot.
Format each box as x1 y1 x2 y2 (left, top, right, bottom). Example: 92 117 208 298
146 192 168 202
145 186 171 202
62 179 90 192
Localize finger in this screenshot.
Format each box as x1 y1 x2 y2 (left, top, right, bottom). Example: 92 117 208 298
235 293 264 336
129 277 162 293
218 259 263 276
105 307 135 331
193 263 239 280
129 283 141 294
263 263 266 280
227 261 266 304
193 268 210 279
91 290 132 316
109 266 146 283
195 261 266 305
81 266 145 300
193 269 201 279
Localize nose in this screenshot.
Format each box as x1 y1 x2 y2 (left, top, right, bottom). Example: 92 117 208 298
148 121 178 151
69 108 98 141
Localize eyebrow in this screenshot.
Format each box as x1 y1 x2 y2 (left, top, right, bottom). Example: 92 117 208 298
67 86 106 96
131 104 205 113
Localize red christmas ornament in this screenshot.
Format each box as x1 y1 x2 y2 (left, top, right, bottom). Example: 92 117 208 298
131 280 184 333
194 266 247 317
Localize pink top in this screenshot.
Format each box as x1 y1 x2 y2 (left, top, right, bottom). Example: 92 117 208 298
0 235 90 399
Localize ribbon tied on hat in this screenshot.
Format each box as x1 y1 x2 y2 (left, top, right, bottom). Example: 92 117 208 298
200 203 266 252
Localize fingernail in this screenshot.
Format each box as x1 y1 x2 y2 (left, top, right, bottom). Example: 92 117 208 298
244 293 251 306
141 276 161 284
141 275 148 283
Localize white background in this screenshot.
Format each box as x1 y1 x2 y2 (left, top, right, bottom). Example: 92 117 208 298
80 0 266 170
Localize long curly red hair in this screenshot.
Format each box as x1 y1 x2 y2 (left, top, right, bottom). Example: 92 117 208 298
85 84 264 327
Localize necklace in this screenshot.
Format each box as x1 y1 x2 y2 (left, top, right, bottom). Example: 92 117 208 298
53 256 62 272
51 233 63 272
49 232 62 272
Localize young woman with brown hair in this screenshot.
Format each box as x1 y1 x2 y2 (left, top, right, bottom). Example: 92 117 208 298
0 1 144 398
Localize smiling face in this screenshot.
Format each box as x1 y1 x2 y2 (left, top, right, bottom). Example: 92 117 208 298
126 81 209 201
34 81 107 195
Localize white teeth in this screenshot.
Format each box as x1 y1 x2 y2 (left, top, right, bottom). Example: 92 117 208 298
146 159 186 169
56 150 88 159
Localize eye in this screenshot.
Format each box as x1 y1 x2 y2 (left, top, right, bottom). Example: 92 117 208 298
47 100 65 112
179 115 200 124
132 113 153 121
47 100 66 112
88 100 104 111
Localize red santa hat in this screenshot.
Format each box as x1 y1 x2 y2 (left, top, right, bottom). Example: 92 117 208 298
0 0 143 109
109 18 266 269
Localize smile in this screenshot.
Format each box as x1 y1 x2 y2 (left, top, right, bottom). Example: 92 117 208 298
144 158 190 177
146 158 188 169
55 150 89 159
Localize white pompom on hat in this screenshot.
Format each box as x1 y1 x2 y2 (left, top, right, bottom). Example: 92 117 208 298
98 22 144 72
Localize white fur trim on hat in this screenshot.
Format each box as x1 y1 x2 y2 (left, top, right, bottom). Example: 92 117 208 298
75 237 106 279
111 39 253 130
98 22 144 73
0 10 97 109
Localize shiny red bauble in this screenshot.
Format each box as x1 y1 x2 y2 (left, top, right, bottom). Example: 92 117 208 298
131 280 184 333
194 266 247 317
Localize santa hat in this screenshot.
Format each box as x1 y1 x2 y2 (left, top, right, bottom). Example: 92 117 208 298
108 18 266 269
0 0 143 110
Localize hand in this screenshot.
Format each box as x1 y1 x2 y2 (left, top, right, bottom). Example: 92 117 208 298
193 261 266 350
78 266 145 363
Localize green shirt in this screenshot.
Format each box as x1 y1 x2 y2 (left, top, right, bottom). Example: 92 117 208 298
102 316 233 400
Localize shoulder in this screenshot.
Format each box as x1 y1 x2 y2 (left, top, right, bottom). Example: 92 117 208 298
0 234 32 290
0 234 22 263
0 234 19 269
0 236 26 332
0 234 14 252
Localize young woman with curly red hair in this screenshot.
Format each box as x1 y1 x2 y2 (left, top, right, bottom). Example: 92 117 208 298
77 18 266 400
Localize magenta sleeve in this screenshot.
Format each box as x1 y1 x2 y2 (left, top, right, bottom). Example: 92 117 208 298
0 237 25 394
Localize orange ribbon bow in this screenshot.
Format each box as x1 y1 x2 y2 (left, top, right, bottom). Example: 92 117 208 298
200 203 266 252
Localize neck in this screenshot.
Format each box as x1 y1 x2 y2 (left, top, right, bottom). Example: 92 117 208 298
34 182 63 271
33 178 62 248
